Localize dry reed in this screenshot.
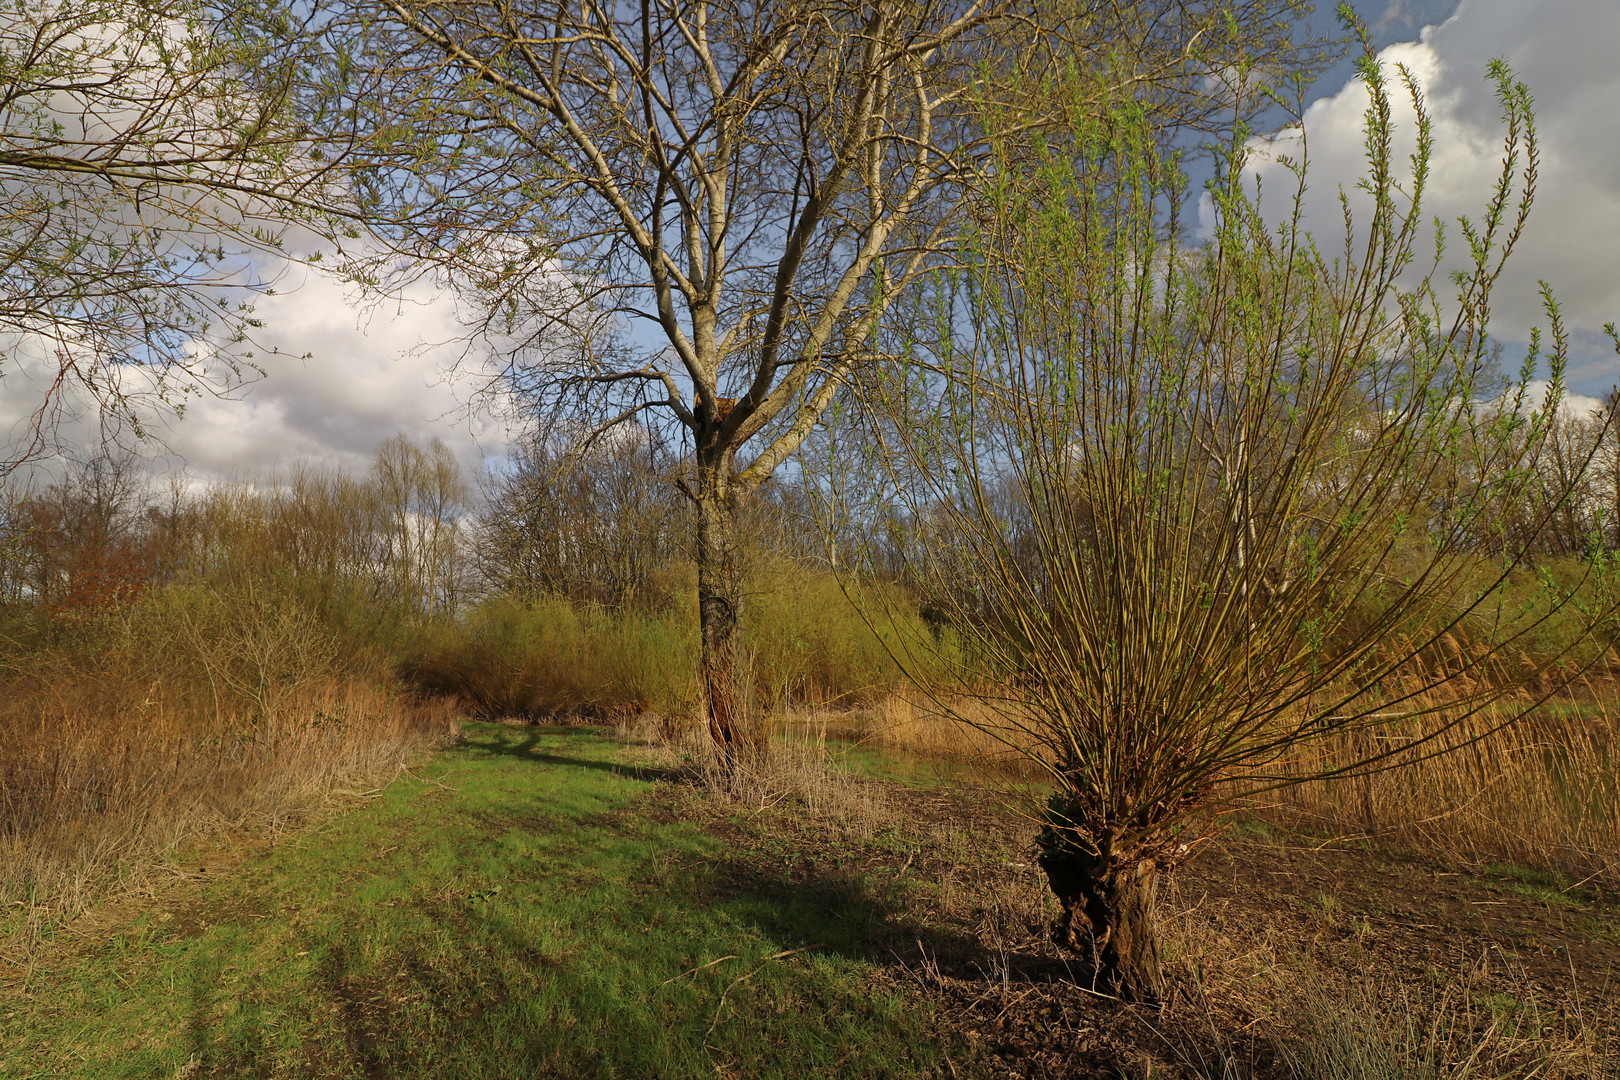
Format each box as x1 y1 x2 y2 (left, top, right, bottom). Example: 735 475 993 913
1159 912 1613 1079
1 634 456 952
1262 693 1620 888
840 685 1620 888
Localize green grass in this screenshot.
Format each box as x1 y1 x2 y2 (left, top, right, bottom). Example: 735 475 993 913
1482 862 1582 907
1 723 945 1079
818 740 965 788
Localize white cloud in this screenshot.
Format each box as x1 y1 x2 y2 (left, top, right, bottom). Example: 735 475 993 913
0 260 517 486
0 1 518 484
15 0 1615 481
1196 189 1217 243
1496 378 1604 421
1246 0 1620 392
154 264 515 480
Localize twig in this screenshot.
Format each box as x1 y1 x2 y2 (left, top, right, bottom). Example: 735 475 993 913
662 954 740 985
747 789 791 815
1309 832 1372 851
705 945 822 1036
1563 859 1617 894
400 766 461 793
1068 981 1121 1001
989 987 1038 1026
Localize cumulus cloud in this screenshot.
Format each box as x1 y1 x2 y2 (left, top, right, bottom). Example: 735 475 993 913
152 264 515 480
0 0 519 484
1247 0 1620 393
0 260 517 485
1494 378 1605 421
12 0 1614 479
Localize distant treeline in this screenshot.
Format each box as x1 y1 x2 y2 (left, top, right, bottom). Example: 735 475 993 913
6 387 1620 722
0 434 919 724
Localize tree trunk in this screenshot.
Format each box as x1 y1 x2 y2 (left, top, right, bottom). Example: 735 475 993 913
694 469 746 770
1036 842 1164 1003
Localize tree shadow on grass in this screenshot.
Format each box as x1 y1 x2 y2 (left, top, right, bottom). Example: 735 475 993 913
170 723 1089 1078
459 723 687 783
457 722 1068 983
697 851 1070 983
175 823 997 1078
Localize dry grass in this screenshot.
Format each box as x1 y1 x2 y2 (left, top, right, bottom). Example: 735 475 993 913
826 686 1620 889
1262 691 1620 890
0 680 456 952
615 710 904 839
0 591 459 953
661 719 1617 1078
714 742 901 838
1158 926 1612 1079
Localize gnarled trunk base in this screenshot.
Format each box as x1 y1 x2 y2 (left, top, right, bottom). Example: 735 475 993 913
1037 843 1164 1003
695 481 752 773
701 631 741 769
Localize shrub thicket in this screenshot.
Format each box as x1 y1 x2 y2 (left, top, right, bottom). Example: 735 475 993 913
0 437 928 926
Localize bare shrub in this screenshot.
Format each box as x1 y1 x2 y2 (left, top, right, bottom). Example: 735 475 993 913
170 584 340 730
476 435 687 611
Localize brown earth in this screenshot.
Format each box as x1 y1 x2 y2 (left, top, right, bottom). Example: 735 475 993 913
654 771 1620 1079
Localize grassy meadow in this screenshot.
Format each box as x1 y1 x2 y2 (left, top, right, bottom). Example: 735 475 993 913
10 0 1620 1073
2 724 944 1079
2 446 1619 1077
5 720 1615 1078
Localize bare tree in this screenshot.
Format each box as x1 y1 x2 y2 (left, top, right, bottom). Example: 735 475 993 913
842 45 1619 1000
372 435 471 615
304 0 1319 762
0 0 338 472
477 431 686 609
1525 403 1607 557
1591 383 1620 553
0 448 152 611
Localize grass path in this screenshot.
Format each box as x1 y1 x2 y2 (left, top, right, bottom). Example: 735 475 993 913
1 723 945 1079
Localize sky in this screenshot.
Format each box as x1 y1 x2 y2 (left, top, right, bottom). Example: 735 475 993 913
5 0 1616 483
1252 0 1619 414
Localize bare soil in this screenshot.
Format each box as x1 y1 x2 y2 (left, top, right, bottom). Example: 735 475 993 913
659 773 1620 1078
